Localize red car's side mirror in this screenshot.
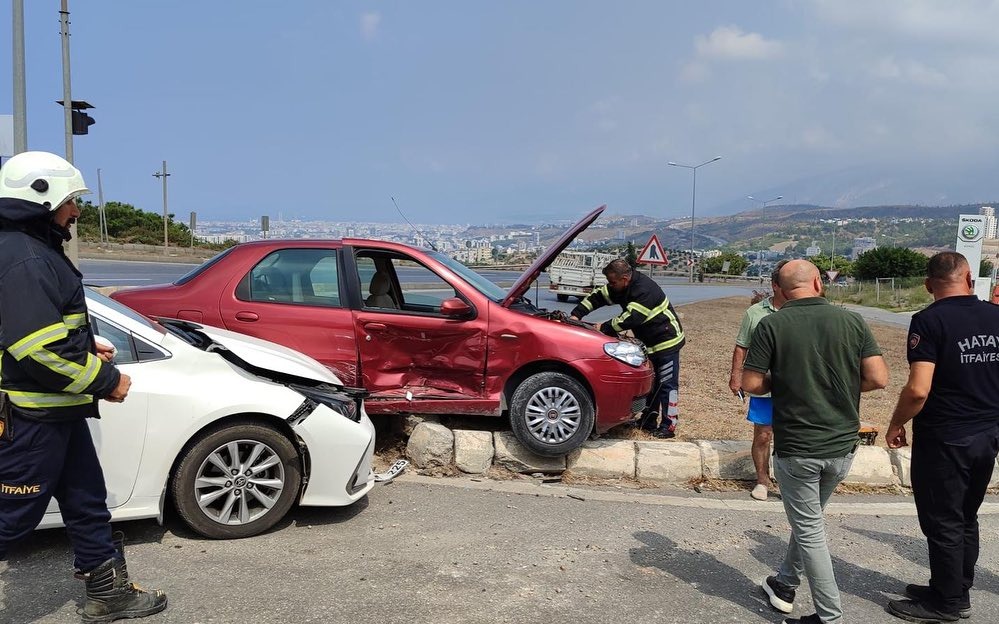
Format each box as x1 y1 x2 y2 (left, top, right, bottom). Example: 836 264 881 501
440 297 473 319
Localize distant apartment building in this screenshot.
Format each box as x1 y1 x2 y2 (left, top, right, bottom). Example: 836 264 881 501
981 206 997 240
201 234 251 244
852 236 877 259
452 245 493 264
804 241 822 257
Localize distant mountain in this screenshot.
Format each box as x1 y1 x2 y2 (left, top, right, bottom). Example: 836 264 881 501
586 200 983 252
708 163 999 217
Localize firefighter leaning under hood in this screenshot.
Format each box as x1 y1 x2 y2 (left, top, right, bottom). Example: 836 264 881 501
0 151 167 622
570 259 686 439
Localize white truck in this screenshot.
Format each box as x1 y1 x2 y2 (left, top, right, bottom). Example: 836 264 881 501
547 251 618 302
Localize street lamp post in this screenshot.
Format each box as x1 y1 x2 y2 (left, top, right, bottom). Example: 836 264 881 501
668 157 722 282
747 194 782 278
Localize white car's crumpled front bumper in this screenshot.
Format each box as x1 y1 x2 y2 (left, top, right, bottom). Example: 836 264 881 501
293 405 378 507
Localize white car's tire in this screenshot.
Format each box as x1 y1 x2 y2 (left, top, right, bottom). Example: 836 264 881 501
171 421 301 539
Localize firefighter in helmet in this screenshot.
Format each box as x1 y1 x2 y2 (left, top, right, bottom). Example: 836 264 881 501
0 151 167 621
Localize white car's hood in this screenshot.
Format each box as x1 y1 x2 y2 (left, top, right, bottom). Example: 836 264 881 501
192 324 341 384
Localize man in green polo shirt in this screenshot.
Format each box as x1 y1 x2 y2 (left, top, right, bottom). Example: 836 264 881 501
741 260 888 624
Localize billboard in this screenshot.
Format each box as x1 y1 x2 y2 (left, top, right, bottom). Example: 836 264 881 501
0 115 13 157
956 214 992 300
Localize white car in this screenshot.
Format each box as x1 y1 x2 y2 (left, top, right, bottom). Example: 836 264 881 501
38 289 405 539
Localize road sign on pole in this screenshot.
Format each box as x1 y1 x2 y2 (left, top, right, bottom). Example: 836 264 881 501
826 270 839 282
637 234 668 265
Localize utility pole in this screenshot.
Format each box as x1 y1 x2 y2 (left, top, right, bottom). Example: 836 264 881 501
153 161 170 251
96 168 107 245
59 0 79 265
831 226 836 272
12 0 27 153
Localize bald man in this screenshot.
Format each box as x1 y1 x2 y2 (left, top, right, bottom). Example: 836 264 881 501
884 252 999 623
742 260 889 624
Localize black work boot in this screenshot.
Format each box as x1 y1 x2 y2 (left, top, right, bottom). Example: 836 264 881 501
905 584 971 619
886 598 959 623
82 557 167 622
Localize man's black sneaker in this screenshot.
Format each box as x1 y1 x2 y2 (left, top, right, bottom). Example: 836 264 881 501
651 429 675 439
904 585 970 619
887 599 960 623
762 575 795 613
782 615 820 624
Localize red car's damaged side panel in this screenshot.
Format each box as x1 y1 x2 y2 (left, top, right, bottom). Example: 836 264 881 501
353 307 487 409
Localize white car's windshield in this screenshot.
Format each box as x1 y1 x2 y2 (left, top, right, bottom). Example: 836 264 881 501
427 251 506 301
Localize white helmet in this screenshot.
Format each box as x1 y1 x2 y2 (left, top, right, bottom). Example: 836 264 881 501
0 151 90 210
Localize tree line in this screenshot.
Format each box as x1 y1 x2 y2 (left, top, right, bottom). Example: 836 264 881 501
76 200 238 250
605 243 993 281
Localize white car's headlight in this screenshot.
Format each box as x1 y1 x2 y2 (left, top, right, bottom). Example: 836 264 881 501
603 341 647 367
291 385 364 422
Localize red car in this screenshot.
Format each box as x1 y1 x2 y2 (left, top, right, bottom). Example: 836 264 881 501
112 206 652 456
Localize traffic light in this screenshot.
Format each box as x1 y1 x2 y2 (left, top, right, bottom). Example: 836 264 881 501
71 110 95 135
56 100 96 135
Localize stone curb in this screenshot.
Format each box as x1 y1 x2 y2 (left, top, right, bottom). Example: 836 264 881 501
404 427 999 490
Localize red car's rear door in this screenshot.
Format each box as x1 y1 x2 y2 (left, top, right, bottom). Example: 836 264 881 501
217 246 360 386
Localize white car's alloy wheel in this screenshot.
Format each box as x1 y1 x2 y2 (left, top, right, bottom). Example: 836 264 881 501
172 421 301 539
195 439 286 526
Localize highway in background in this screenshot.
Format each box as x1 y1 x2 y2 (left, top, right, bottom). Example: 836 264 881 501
81 258 756 317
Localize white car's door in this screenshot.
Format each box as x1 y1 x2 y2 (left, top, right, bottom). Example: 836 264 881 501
87 393 148 508
90 316 159 507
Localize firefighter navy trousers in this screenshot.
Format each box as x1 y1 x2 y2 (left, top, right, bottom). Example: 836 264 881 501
0 411 117 572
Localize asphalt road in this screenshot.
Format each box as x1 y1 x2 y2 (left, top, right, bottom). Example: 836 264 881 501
81 259 757 320
5 476 998 623
85 258 922 330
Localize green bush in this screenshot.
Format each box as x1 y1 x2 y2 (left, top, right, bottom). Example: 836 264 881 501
853 247 928 280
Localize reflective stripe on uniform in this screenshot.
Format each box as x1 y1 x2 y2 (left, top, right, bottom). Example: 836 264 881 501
7 322 69 360
5 390 93 408
63 353 102 394
617 297 684 353
579 286 613 314
5 316 104 395
63 313 88 329
30 348 84 378
646 334 684 354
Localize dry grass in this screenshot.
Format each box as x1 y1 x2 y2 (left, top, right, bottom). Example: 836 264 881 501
621 296 910 447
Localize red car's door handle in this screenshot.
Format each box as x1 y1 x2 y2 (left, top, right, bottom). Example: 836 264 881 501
364 322 388 331
234 311 259 322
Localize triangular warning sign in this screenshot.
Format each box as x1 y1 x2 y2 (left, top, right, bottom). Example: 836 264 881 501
637 234 668 265
826 270 839 282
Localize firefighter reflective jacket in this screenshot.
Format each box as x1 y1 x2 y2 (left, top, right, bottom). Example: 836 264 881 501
571 270 685 355
0 197 120 422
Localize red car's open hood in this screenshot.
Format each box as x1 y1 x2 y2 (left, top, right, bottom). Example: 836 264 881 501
501 205 606 308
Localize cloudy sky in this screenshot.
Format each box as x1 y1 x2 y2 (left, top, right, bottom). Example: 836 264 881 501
2 1 998 223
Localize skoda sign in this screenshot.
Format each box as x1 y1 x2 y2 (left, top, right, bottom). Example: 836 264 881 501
960 222 983 242
955 214 991 299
